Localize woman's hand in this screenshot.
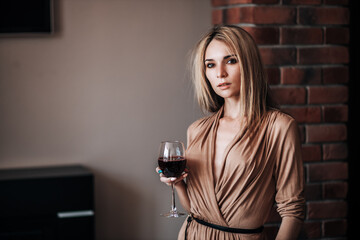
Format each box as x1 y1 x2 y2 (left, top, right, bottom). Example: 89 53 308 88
156 167 191 212
155 167 189 186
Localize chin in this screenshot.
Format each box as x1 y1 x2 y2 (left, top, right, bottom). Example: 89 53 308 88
217 92 239 99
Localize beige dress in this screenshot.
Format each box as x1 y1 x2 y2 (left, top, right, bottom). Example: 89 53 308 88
178 107 305 240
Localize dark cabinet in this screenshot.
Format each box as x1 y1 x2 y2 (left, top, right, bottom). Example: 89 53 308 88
0 165 95 240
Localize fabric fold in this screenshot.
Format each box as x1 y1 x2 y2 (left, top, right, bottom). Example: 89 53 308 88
179 109 304 240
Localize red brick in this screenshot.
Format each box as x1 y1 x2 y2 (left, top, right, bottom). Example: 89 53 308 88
324 220 347 237
282 106 321 123
308 162 348 181
260 47 296 65
300 221 322 239
212 0 278 7
254 6 296 24
281 67 321 85
212 9 223 25
325 27 349 44
323 143 348 160
280 27 323 44
322 66 349 84
324 0 349 5
270 86 306 105
283 0 321 4
307 201 347 219
305 183 322 200
225 8 243 24
308 86 348 104
225 6 296 24
306 124 347 143
323 181 348 199
302 144 322 162
322 105 348 122
266 67 280 85
298 46 349 64
298 7 350 25
242 27 279 45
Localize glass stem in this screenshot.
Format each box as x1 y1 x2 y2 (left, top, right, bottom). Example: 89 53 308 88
171 183 177 213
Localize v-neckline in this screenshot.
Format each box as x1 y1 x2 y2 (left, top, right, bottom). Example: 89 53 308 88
199 106 248 226
210 106 248 193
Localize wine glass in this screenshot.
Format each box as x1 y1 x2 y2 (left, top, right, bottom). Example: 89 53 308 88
158 141 187 218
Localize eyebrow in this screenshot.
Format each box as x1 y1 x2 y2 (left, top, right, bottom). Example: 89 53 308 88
204 54 236 62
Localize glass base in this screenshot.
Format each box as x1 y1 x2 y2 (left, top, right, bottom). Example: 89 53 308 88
160 211 186 218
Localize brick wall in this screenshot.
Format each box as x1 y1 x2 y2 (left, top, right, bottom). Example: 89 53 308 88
211 0 349 239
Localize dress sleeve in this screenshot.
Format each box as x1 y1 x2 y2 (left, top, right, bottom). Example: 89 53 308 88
186 118 205 148
273 117 305 221
187 121 197 148
187 124 195 148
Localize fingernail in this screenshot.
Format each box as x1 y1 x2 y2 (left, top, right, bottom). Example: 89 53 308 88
170 178 176 181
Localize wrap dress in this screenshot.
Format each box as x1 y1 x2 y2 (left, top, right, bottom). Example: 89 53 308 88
178 106 305 240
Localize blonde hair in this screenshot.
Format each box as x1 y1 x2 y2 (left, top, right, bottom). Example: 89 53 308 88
191 25 273 124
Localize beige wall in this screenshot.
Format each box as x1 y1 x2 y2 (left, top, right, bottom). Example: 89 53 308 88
0 0 211 239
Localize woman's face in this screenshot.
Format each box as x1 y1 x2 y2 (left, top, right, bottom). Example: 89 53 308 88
204 39 241 100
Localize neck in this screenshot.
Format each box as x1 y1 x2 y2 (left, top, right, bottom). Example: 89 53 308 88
223 97 242 120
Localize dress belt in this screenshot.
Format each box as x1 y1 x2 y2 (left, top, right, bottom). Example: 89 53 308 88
185 215 264 240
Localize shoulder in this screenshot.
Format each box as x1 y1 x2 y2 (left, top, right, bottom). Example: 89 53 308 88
186 113 216 144
264 110 302 160
187 115 212 137
265 109 299 138
266 109 297 128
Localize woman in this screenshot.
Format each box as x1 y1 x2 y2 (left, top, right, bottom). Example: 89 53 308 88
156 25 305 240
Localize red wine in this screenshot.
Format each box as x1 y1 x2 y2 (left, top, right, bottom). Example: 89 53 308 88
158 157 186 177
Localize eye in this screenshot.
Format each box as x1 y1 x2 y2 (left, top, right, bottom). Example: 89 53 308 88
227 58 237 64
206 63 215 68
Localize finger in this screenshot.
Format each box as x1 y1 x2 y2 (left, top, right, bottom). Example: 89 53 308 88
159 171 188 185
173 173 188 184
180 171 189 179
160 176 174 184
155 167 161 174
177 172 188 180
163 173 188 186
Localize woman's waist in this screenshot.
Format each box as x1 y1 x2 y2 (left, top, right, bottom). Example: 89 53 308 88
190 212 265 230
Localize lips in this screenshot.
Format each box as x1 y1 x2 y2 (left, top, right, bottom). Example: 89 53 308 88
217 82 231 89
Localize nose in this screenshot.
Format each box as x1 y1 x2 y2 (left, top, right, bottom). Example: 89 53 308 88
216 64 228 79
